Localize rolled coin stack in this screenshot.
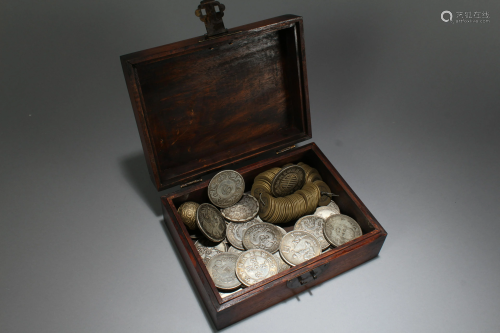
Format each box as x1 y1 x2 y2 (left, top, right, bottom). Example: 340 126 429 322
298 162 323 183
176 167 364 299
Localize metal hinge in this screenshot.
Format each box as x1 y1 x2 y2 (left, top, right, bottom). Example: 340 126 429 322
180 179 203 188
287 264 328 289
276 145 296 155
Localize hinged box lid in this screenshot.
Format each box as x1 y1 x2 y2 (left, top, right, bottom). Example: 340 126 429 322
121 10 311 191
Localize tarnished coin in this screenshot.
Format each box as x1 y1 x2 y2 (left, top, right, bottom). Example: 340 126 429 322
279 230 321 266
195 242 223 264
196 203 226 242
207 253 241 290
294 215 329 250
327 200 341 214
273 252 290 273
274 225 287 237
314 206 340 220
226 219 260 250
221 194 259 222
235 249 279 286
228 246 244 255
195 238 227 253
220 288 242 298
271 165 306 197
324 214 362 247
177 201 200 231
242 223 282 253
208 170 245 208
313 180 332 206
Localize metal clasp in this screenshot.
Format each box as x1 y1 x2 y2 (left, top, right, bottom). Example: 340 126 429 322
287 264 327 289
276 145 296 155
180 179 203 188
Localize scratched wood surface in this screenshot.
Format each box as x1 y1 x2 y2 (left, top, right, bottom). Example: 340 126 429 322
121 16 311 191
161 143 387 329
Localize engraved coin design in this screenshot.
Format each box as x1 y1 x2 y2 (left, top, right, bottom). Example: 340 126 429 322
273 251 290 273
324 214 362 247
195 238 227 253
208 170 245 208
235 249 279 286
195 242 223 264
226 219 260 250
196 203 226 242
242 223 282 253
327 200 341 214
228 246 244 255
207 253 241 290
314 206 340 220
294 215 329 250
221 194 259 222
177 201 200 231
271 165 306 197
279 230 321 266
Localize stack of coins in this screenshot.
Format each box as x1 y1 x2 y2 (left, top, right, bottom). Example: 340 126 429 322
298 162 323 183
251 167 280 199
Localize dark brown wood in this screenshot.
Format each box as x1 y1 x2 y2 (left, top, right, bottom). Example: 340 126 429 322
121 15 311 191
161 143 387 329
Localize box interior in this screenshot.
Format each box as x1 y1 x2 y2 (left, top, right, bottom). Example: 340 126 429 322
168 146 376 301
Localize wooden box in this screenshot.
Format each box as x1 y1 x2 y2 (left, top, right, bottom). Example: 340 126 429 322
121 7 387 330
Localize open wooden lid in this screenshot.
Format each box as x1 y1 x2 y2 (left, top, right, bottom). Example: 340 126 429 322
121 12 311 191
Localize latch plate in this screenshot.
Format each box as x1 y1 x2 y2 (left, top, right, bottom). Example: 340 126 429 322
287 264 328 289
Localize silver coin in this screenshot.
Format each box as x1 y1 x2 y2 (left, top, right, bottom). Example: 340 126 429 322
322 246 333 253
273 251 290 273
206 253 241 290
208 170 245 208
271 165 306 197
219 288 242 298
279 230 321 266
324 214 362 247
235 249 279 286
242 223 282 253
221 194 259 222
274 225 287 237
228 246 244 255
294 215 330 250
195 242 224 264
327 200 341 214
255 215 263 222
314 206 340 220
195 238 227 253
226 219 260 250
196 203 226 242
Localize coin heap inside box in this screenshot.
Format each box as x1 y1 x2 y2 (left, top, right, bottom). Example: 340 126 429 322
177 162 363 297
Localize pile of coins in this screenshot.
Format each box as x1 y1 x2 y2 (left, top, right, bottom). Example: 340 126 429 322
176 166 363 298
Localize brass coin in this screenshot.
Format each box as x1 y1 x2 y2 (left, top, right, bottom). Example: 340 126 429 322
279 230 321 266
307 172 323 183
221 194 259 222
207 253 241 290
196 203 227 242
235 249 279 286
208 170 245 208
258 192 274 221
177 201 200 231
271 165 306 197
324 214 362 247
242 223 282 253
295 215 330 250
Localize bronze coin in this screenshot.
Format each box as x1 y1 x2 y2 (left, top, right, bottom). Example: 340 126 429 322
271 165 306 197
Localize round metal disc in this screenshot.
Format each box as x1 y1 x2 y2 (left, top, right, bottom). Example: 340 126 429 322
221 194 259 222
196 203 227 242
324 214 362 247
177 201 199 231
226 219 260 250
294 215 329 250
242 223 282 253
271 165 306 197
279 230 321 266
208 170 245 208
207 253 241 290
314 206 340 220
195 241 224 264
235 249 279 286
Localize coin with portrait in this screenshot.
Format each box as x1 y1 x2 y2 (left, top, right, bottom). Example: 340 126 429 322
324 214 362 247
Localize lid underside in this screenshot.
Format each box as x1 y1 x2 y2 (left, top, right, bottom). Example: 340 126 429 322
122 16 311 191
